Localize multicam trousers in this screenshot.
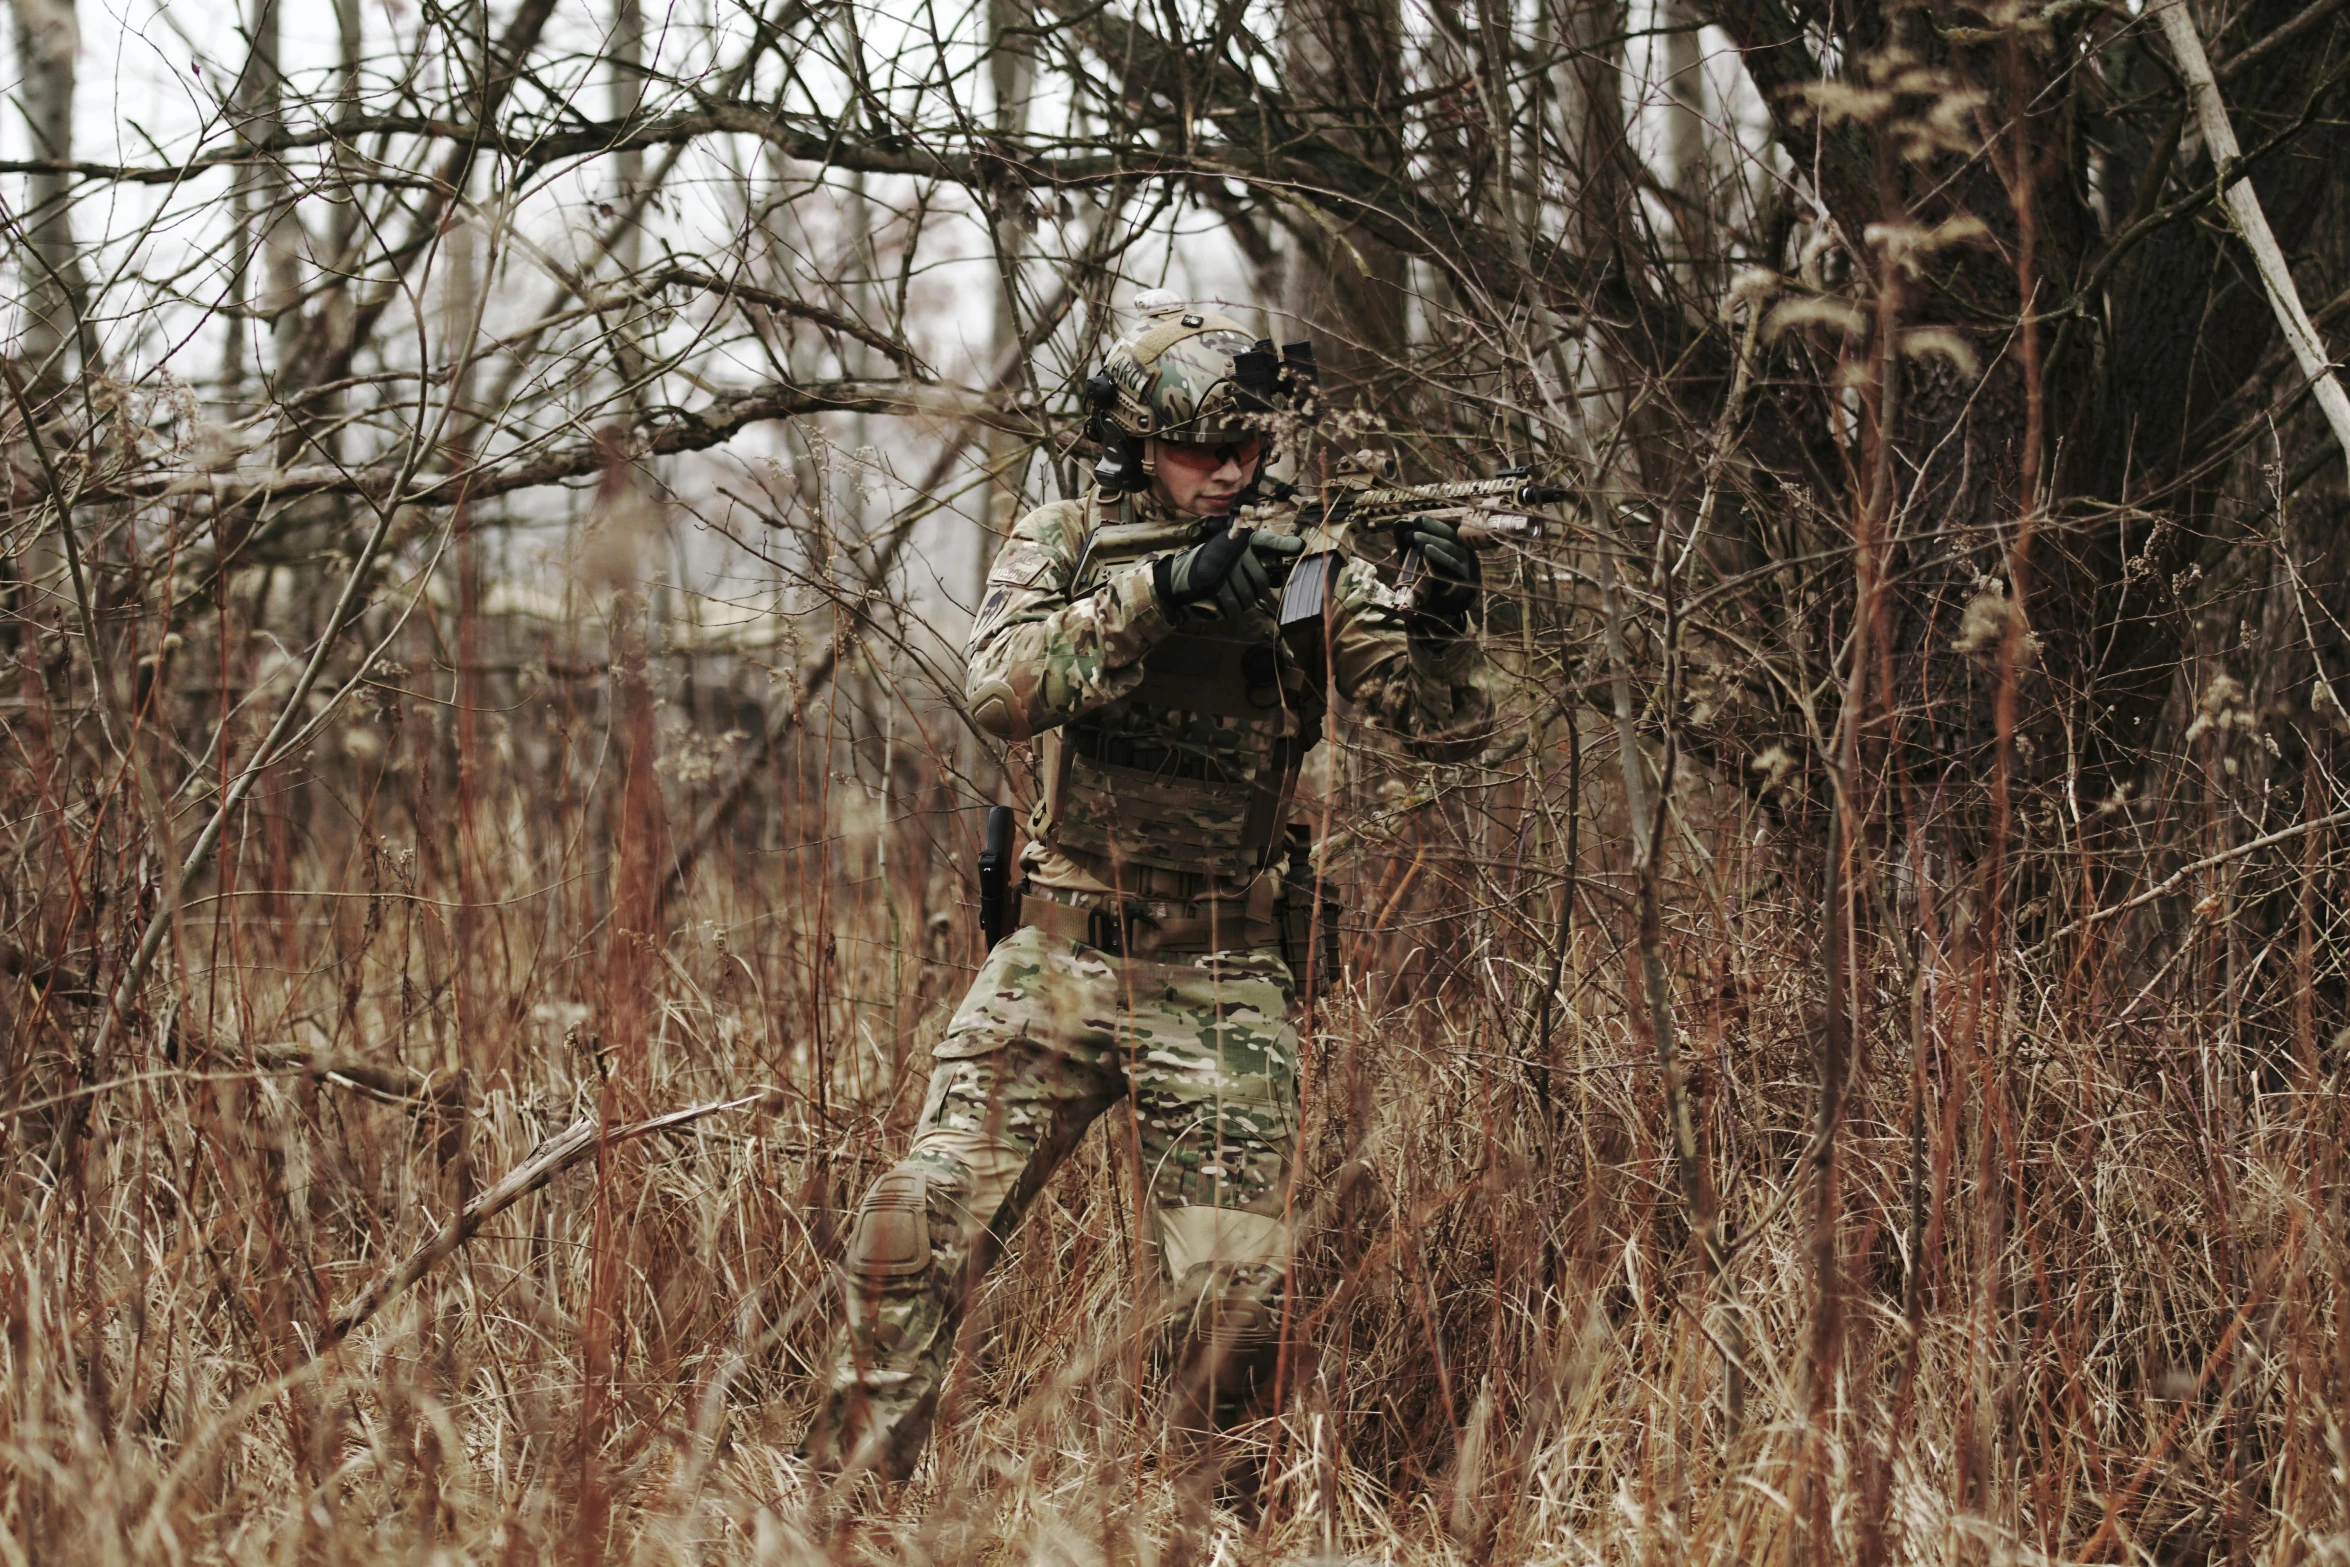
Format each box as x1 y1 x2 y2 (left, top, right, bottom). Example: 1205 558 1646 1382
802 922 1300 1480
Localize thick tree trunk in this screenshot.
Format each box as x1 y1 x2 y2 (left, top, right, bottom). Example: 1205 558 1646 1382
1282 0 1414 419
1662 0 1713 299
1693 0 2350 815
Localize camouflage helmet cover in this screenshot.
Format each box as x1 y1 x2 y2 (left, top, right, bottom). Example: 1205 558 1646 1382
1098 309 1282 447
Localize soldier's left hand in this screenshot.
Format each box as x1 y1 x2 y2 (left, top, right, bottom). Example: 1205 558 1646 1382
1406 517 1480 619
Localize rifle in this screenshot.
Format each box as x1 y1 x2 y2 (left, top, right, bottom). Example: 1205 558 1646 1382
1233 453 1573 643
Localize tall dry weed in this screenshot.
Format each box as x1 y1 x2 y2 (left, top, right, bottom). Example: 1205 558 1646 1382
3 527 2341 1564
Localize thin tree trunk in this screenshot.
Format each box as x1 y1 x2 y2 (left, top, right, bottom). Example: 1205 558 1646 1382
224 0 297 400
612 0 644 275
972 0 1035 803
12 0 90 402
1593 508 1741 1429
251 0 300 372
1661 0 1712 294
980 0 1035 586
308 0 365 464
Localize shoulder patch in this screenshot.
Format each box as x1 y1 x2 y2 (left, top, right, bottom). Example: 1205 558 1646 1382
987 541 1060 588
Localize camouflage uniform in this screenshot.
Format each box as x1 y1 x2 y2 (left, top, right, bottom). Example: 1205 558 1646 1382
803 311 1490 1481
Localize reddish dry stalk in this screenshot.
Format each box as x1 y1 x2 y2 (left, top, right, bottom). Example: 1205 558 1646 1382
1802 202 1900 1567
1943 20 2051 1532
576 446 669 1562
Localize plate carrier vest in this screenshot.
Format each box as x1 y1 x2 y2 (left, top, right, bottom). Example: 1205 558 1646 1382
1035 493 1326 883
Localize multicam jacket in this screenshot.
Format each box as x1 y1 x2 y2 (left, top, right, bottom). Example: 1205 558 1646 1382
966 487 1491 905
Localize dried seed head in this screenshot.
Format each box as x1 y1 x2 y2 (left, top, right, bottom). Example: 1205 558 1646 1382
1762 295 1869 343
1900 327 1981 379
2185 670 2259 744
1952 579 2039 662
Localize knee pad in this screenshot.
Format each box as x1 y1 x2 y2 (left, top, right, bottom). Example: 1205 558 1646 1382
845 1164 936 1281
1164 1261 1285 1358
1163 1271 1285 1432
1195 1292 1279 1361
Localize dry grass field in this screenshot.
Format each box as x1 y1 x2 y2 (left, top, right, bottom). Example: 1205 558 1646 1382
8 0 2348 1558
6 557 2341 1567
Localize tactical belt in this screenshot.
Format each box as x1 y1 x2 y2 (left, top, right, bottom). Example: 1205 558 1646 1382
1018 884 1270 958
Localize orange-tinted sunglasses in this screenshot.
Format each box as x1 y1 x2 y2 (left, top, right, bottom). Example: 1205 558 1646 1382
1155 436 1266 471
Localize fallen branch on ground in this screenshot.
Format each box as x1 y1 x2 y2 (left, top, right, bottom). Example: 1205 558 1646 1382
253 1043 456 1110
2029 806 2350 953
327 1088 780 1342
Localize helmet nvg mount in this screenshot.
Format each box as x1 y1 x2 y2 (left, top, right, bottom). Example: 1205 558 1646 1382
1086 294 1317 494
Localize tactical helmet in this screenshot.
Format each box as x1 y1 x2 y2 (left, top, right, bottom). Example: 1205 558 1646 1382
1086 297 1315 492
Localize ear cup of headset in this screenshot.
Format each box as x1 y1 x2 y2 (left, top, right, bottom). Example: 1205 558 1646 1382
1085 373 1148 491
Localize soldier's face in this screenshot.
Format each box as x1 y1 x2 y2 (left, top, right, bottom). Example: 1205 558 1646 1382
1149 437 1264 517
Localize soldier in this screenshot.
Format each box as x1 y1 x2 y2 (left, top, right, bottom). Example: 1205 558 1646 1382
801 297 1491 1482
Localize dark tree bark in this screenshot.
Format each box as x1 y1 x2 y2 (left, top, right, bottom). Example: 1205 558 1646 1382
1691 0 2350 810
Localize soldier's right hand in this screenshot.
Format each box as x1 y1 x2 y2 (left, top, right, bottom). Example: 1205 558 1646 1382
1155 528 1305 621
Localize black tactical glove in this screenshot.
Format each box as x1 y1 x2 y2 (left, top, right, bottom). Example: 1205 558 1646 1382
1154 527 1305 621
1403 516 1481 624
